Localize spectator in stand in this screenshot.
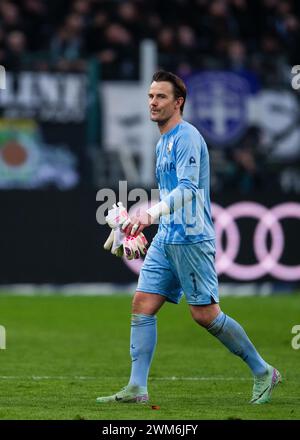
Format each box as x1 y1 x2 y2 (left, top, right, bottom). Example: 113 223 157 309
50 13 86 71
204 0 234 55
116 1 143 40
99 23 138 79
229 0 256 50
227 127 267 193
3 30 27 71
86 10 109 54
0 1 24 33
21 0 49 52
225 39 248 72
176 25 199 76
253 32 284 86
71 0 91 24
157 27 178 72
282 14 300 64
273 1 300 65
0 0 298 79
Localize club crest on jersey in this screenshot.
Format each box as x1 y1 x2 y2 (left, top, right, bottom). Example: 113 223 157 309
189 156 196 165
167 138 174 153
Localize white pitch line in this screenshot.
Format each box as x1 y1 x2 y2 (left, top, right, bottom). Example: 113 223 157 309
0 375 252 381
0 375 297 383
0 376 96 380
153 376 253 381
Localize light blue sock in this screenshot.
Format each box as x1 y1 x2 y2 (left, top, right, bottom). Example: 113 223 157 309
128 313 157 389
207 311 268 376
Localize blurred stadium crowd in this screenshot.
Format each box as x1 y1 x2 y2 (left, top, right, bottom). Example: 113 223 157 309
0 0 299 194
0 0 299 79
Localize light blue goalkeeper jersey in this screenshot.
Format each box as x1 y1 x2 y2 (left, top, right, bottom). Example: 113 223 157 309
155 120 215 244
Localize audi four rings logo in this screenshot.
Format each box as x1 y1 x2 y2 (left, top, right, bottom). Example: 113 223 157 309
213 202 300 281
124 202 300 281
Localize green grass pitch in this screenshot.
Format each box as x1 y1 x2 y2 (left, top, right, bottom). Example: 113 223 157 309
0 293 299 420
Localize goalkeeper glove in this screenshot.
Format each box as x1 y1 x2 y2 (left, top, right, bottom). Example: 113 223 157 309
123 233 148 260
104 202 148 259
104 202 128 257
104 230 148 259
103 228 124 257
105 202 131 231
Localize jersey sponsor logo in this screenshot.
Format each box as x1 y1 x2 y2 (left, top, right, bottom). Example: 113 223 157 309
157 161 176 173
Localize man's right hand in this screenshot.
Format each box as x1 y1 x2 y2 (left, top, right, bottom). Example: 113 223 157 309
104 202 149 259
123 210 154 237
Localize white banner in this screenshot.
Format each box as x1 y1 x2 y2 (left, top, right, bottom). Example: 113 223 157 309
102 81 159 153
102 82 300 162
0 72 86 122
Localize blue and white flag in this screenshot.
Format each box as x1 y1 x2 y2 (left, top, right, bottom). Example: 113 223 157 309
185 71 259 146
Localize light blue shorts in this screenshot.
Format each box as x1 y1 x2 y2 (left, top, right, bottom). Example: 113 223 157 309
137 238 219 305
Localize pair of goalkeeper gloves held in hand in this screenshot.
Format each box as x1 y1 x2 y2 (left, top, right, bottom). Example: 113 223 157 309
103 202 148 260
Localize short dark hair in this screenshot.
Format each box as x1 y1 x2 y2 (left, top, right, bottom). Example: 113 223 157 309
152 70 187 114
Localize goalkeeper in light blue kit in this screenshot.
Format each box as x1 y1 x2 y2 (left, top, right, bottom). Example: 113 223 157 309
97 71 281 405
